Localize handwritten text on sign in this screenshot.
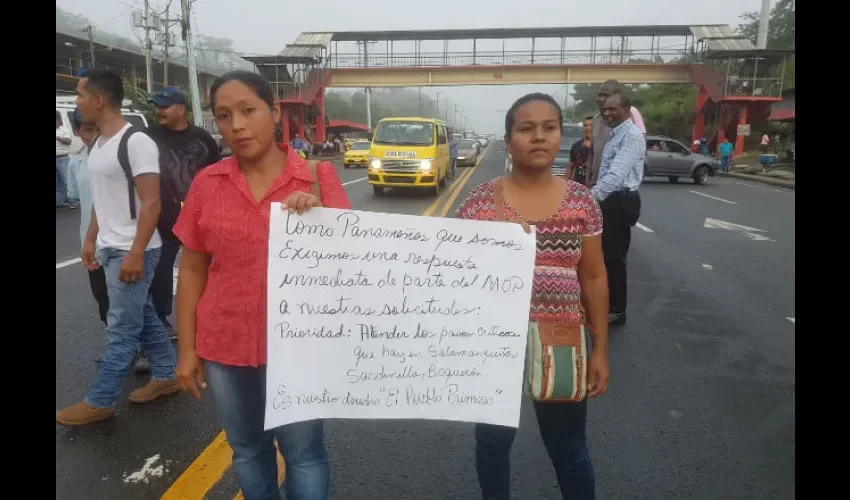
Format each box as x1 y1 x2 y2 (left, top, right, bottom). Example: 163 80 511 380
264 207 536 429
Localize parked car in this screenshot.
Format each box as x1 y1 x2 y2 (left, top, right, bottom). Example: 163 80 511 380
645 135 715 184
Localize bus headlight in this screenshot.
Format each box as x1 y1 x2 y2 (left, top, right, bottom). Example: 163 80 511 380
419 159 432 171
369 157 382 170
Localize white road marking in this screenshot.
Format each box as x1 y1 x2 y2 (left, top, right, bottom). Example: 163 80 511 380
635 222 654 233
702 264 713 270
123 454 165 484
704 218 774 242
786 317 795 324
56 257 82 270
342 177 367 186
690 190 737 205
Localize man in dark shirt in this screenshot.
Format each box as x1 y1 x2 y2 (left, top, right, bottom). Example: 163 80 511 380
565 115 593 186
134 87 219 370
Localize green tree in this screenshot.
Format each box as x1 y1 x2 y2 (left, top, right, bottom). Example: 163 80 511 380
323 88 442 125
738 0 795 88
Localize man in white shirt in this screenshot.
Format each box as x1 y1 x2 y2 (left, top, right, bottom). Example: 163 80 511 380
56 68 179 427
56 111 75 208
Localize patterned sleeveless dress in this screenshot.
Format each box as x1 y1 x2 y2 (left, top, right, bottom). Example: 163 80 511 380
455 179 603 326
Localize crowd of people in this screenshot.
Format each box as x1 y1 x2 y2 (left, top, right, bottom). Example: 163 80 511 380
57 67 652 500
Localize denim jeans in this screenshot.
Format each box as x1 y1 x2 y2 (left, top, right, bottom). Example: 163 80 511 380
720 155 731 172
475 398 595 500
205 361 330 500
85 247 177 408
149 238 181 329
56 155 69 207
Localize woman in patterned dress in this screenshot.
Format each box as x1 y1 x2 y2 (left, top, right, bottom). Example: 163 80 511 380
456 93 610 500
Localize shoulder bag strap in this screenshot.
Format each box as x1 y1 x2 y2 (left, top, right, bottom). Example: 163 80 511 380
117 127 140 220
492 177 530 232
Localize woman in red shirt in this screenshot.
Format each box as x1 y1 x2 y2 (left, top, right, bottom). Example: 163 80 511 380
173 71 351 500
456 93 610 500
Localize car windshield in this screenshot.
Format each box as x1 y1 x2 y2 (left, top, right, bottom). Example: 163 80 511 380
350 142 370 151
457 140 477 149
373 121 434 146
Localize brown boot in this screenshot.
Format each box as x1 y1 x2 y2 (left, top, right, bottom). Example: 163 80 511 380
56 401 115 427
129 380 180 404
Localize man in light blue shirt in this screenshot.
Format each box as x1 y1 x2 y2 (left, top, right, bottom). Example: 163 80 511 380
66 108 109 324
592 92 645 326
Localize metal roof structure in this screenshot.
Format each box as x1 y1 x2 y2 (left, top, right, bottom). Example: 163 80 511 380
323 25 715 42
270 32 334 62
56 26 251 77
689 25 755 52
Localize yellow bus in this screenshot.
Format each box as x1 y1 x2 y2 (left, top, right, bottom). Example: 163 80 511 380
367 117 450 196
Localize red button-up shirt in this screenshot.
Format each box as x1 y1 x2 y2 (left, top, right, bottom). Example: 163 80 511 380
173 145 352 367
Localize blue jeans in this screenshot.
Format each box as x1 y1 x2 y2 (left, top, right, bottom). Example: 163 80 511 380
475 398 595 500
56 156 69 207
720 155 731 172
85 247 177 408
205 361 330 500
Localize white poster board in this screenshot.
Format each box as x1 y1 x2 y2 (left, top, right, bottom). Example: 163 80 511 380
264 206 536 430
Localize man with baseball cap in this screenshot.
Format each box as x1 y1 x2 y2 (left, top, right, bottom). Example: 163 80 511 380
132 86 219 371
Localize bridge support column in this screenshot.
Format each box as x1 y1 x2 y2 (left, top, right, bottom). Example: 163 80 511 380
297 105 306 140
717 105 727 145
735 105 747 157
693 85 708 142
315 87 327 143
280 105 290 143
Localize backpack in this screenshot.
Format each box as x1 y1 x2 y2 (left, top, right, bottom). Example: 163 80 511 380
92 126 144 220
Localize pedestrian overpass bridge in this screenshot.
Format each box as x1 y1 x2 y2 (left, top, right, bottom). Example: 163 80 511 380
243 25 791 154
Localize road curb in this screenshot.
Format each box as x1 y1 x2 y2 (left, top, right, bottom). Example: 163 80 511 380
721 172 795 190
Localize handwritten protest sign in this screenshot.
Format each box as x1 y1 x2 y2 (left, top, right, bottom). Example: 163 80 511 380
264 206 536 430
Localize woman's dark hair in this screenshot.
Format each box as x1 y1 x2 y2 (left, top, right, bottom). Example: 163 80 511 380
82 68 125 109
210 71 275 111
504 93 563 138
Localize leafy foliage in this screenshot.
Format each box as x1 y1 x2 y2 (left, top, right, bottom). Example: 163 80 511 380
125 84 196 124
567 83 696 142
323 88 446 126
738 0 795 89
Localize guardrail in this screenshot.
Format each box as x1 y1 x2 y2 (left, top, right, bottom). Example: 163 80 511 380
723 77 783 98
330 49 692 69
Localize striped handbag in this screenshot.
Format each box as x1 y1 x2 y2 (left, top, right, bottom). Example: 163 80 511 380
491 177 588 403
524 322 588 402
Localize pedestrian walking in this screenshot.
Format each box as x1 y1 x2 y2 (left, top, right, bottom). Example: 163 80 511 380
56 68 178 427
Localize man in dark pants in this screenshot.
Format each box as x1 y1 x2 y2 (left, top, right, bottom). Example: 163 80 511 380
134 87 219 372
591 93 645 326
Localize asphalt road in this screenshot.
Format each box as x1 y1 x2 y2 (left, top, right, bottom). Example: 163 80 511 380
56 144 795 499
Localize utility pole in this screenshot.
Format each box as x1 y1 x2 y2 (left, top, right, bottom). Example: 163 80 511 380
163 1 171 86
84 25 96 68
181 0 204 127
756 0 772 49
143 0 154 93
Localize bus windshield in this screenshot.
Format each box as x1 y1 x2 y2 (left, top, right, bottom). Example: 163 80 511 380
373 121 435 146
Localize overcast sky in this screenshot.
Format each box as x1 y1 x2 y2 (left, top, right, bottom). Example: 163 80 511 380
57 0 764 133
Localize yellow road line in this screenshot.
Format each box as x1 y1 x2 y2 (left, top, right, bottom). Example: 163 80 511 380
161 431 232 500
423 146 489 217
438 165 477 218
164 148 487 499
